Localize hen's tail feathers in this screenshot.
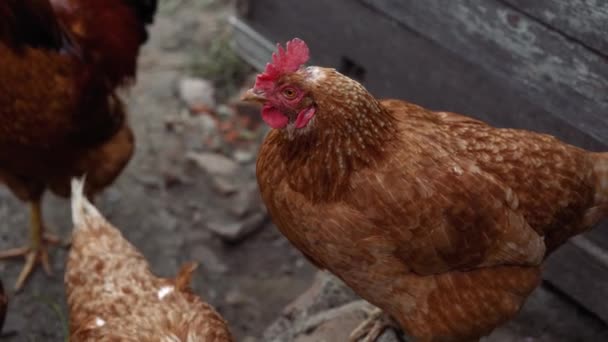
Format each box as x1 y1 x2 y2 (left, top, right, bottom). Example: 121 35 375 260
175 261 199 292
70 177 106 230
593 152 608 203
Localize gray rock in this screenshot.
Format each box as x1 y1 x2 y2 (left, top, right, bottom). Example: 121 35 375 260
134 174 162 188
263 272 401 342
216 104 236 119
210 176 239 196
199 113 218 132
229 183 262 218
184 227 211 243
186 152 239 176
176 114 219 151
158 210 179 232
207 212 267 243
178 77 216 110
104 188 123 204
225 288 252 306
233 149 256 164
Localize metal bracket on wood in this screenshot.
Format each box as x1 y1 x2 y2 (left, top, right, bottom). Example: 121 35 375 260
229 16 276 72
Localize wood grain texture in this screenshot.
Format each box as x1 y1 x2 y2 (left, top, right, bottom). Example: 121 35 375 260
544 240 608 321
357 0 608 146
500 0 608 55
246 0 607 151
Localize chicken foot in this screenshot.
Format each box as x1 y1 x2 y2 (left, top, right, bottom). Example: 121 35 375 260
350 307 399 342
0 201 65 291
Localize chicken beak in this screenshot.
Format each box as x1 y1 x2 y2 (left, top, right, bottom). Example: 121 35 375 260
241 88 267 104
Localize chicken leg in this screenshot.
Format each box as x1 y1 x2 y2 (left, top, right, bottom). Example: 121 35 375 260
350 307 398 342
0 201 63 291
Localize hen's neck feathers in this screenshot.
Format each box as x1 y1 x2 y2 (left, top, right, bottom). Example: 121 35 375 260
272 70 398 202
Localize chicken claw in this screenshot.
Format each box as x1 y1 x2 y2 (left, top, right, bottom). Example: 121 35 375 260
350 307 396 342
0 201 65 291
0 233 62 291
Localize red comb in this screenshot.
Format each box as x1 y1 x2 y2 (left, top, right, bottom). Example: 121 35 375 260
255 38 310 92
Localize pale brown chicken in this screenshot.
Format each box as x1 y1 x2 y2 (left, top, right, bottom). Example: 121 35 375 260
66 179 233 342
244 38 608 341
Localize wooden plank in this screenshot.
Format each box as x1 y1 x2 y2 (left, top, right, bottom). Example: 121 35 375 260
357 0 608 147
544 239 608 322
500 0 608 55
244 0 606 150
582 222 608 249
229 16 274 71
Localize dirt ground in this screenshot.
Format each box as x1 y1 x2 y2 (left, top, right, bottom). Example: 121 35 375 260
0 1 607 341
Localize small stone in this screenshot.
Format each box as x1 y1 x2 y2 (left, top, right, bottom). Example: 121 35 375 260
178 77 216 111
192 211 203 223
189 245 228 274
180 118 209 151
283 272 358 318
216 104 236 119
207 212 267 243
185 229 211 243
211 176 238 196
104 188 122 204
280 264 294 275
225 289 250 306
162 170 187 188
186 152 239 176
199 114 218 132
377 329 402 342
233 149 255 164
135 174 161 188
158 210 179 232
229 183 262 218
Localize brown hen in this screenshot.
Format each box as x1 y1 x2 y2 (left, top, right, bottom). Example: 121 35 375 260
245 39 608 341
66 179 233 342
0 0 157 290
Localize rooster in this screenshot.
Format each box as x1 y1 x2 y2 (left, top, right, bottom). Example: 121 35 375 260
66 178 233 341
244 38 608 341
0 0 157 290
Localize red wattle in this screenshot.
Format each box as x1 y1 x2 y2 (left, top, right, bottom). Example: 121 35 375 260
261 105 289 129
295 107 316 128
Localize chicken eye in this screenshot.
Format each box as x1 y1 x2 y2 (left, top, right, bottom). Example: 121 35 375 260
282 87 298 99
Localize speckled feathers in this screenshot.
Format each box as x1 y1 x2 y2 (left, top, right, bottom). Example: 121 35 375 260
255 48 607 341
66 179 233 342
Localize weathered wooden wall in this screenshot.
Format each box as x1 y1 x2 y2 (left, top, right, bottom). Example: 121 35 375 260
234 0 608 323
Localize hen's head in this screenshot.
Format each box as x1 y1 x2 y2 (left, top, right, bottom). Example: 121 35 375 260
243 38 390 142
243 38 336 137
